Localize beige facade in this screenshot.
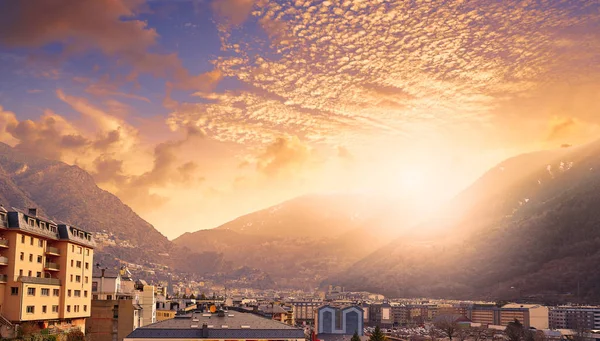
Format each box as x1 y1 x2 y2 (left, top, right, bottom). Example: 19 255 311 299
0 207 94 332
156 309 176 321
88 297 141 341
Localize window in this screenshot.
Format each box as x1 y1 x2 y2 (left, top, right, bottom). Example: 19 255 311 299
11 287 18 295
19 269 23 276
85 262 89 270
28 254 32 262
41 288 49 296
68 290 71 297
113 305 118 318
74 305 79 312
40 222 46 230
20 252 24 261
27 287 35 296
84 290 88 297
76 261 82 268
74 290 81 297
86 249 90 256
67 305 71 313
76 275 81 283
53 289 59 296
93 295 98 300
37 255 42 263
42 305 47 313
78 247 82 254
38 239 43 247
30 236 34 245
107 295 112 300
85 276 89 284
26 306 34 314
36 272 41 278
84 305 87 312
52 305 59 313
21 235 25 243
28 219 35 227
71 245 74 252
28 270 32 277
70 260 74 267
50 226 56 233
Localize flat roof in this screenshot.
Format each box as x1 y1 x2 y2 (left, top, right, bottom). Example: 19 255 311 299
126 311 305 339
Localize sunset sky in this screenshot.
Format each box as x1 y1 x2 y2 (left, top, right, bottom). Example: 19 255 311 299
0 0 599 239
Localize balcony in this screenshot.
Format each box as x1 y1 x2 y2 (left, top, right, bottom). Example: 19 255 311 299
18 276 60 286
45 246 60 256
0 239 8 248
44 262 60 271
0 256 7 265
0 274 6 283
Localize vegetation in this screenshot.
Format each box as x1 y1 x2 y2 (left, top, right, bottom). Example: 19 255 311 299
434 315 459 341
66 329 85 341
369 326 387 341
351 331 361 341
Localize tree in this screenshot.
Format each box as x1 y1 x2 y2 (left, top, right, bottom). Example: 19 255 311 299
369 326 387 341
428 326 440 341
505 319 525 341
67 329 85 341
471 327 491 341
18 322 41 339
455 326 471 341
200 293 207 300
351 331 361 341
190 294 196 299
434 315 459 341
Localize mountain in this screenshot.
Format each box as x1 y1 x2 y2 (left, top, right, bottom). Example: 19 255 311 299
333 140 600 303
0 142 225 276
174 194 413 289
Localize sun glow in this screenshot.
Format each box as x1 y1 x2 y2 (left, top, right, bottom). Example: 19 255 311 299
398 169 426 192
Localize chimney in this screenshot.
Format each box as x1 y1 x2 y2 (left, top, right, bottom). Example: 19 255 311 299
28 208 37 216
202 324 209 337
101 269 105 277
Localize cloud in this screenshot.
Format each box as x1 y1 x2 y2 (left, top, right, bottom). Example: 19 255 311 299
212 0 255 27
547 117 576 141
256 136 311 177
0 0 221 91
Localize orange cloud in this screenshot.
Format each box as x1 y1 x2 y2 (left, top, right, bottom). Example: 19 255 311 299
212 0 255 27
256 137 311 177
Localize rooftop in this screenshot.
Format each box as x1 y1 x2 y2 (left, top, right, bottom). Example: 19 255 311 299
126 310 304 339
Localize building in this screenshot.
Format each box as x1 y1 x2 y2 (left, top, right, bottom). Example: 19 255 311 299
87 292 142 341
316 305 364 336
124 310 305 341
366 303 393 328
258 304 294 325
292 301 321 326
549 307 600 330
156 302 180 322
88 270 157 341
468 305 500 327
501 304 548 329
0 207 94 333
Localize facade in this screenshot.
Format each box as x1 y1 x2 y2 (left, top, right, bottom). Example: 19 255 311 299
87 294 142 341
468 305 500 327
316 305 364 336
549 307 600 330
88 271 156 341
292 301 321 326
501 304 548 329
124 310 305 341
366 303 393 328
156 302 180 322
0 207 94 332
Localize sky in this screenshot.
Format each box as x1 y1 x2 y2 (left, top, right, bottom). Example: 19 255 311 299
0 0 599 239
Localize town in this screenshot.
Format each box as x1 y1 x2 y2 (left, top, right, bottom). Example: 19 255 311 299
0 207 598 341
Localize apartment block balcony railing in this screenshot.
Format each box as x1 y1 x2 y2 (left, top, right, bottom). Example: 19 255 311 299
0 239 8 248
44 261 60 271
45 246 60 256
18 276 60 286
0 256 8 265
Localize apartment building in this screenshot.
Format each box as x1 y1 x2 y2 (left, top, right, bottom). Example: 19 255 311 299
291 301 321 325
366 302 393 328
0 207 94 332
315 305 364 336
549 307 600 330
501 304 548 329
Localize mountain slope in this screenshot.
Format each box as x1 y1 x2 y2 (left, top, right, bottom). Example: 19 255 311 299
0 142 225 276
174 193 412 288
334 140 600 303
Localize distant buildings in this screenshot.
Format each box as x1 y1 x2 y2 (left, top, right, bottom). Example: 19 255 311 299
365 302 393 328
124 309 305 341
0 207 94 336
549 306 600 330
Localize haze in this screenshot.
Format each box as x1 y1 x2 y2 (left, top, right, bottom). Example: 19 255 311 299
0 0 599 239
